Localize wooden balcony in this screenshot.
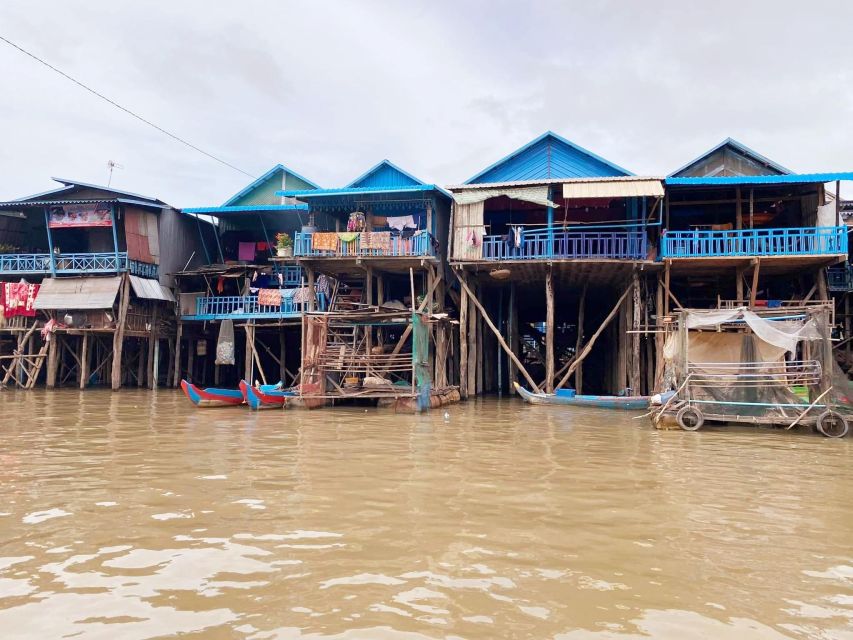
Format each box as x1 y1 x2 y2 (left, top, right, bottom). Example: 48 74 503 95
478 228 647 261
661 227 847 259
294 231 435 258
0 252 158 278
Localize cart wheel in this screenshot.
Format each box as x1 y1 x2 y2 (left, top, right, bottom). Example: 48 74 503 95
816 410 849 438
677 406 704 431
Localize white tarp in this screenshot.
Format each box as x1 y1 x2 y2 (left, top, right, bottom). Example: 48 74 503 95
562 179 664 199
453 185 557 208
816 202 837 228
129 275 174 302
684 307 821 354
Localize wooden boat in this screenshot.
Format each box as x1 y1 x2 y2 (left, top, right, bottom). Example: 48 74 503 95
513 382 650 410
181 380 244 407
239 380 294 410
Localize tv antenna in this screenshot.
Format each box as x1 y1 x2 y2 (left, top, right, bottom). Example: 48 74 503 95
107 160 124 186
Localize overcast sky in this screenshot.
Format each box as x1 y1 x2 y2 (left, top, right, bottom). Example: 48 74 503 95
1 1 851 205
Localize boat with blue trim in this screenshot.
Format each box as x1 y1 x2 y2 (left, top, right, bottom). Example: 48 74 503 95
181 380 245 407
513 382 650 410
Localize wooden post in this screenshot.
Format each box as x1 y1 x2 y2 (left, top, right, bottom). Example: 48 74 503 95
749 259 761 307
148 304 159 390
476 290 484 394
187 337 195 383
173 321 183 387
663 260 671 316
631 270 641 393
545 268 555 393
455 272 542 393
654 275 665 392
749 188 754 229
736 265 744 303
556 284 632 390
244 323 254 384
137 338 146 387
575 282 587 394
79 332 90 389
508 282 518 394
735 187 742 230
468 280 478 395
459 271 469 399
306 267 316 312
846 293 851 369
817 269 828 301
279 330 287 385
46 333 59 389
111 274 131 391
836 180 841 227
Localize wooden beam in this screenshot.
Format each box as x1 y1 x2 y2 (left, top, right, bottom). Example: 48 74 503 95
508 282 518 394
663 260 671 316
454 271 542 393
244 323 254 383
459 272 469 399
556 284 632 391
148 304 159 390
111 274 130 391
46 334 59 389
173 321 183 388
545 268 555 393
79 332 89 389
279 330 287 385
736 265 744 303
631 271 641 392
749 258 761 307
735 187 742 230
575 282 587 393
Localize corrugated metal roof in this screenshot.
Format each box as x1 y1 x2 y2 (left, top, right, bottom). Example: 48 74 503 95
563 179 664 199
344 160 425 189
51 177 166 204
666 173 853 186
0 198 167 210
34 276 122 310
222 164 320 206
464 131 633 184
279 184 453 199
448 176 665 191
129 275 174 302
182 204 309 214
669 138 792 177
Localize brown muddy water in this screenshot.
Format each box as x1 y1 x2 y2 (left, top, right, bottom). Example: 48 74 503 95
0 389 851 639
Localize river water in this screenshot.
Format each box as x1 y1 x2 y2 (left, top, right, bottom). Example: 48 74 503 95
0 390 851 639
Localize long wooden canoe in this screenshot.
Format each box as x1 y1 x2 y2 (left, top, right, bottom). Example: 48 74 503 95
514 382 650 410
181 380 244 407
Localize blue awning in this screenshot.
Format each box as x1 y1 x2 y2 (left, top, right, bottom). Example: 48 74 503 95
181 204 309 215
278 184 452 199
666 172 853 186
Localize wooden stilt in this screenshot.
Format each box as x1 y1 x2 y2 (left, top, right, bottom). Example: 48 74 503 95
556 284 632 391
187 337 195 383
736 265 744 303
545 268 555 393
455 272 542 393
459 271 469 399
654 275 665 392
148 304 159 390
749 258 761 308
306 267 316 312
279 330 287 385
631 270 641 393
137 338 146 388
663 260 671 316
152 336 161 390
244 323 254 384
46 333 59 389
111 273 130 391
79 332 90 389
575 282 587 394
468 280 478 395
173 321 183 387
817 269 828 301
508 282 518 394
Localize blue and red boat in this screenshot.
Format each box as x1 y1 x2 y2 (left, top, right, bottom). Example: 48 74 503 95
239 380 294 410
514 382 650 410
181 380 245 407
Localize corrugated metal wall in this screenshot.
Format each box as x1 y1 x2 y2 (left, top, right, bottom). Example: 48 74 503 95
157 208 213 287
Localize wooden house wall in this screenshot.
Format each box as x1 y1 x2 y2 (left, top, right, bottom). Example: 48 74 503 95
676 147 787 178
158 208 214 287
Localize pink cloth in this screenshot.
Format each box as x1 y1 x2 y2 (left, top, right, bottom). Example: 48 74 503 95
238 242 255 261
3 282 39 318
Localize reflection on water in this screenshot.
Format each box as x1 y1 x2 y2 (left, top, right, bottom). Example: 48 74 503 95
0 389 850 639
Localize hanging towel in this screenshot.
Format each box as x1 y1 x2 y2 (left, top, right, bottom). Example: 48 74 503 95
3 282 39 318
238 242 255 261
337 231 359 243
311 232 339 252
387 215 416 231
257 288 282 307
512 227 523 249
362 231 391 252
292 287 314 304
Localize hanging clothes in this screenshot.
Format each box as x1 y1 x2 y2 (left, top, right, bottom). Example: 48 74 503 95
3 282 39 318
215 319 236 365
216 277 225 294
311 232 338 252
511 226 523 249
387 215 416 231
347 211 366 232
316 274 330 296
257 289 282 307
362 231 391 252
238 242 255 261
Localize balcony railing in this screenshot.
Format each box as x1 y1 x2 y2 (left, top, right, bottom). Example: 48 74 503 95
0 252 158 277
661 227 847 259
183 292 329 320
271 263 304 286
828 265 853 292
294 231 434 257
479 228 647 260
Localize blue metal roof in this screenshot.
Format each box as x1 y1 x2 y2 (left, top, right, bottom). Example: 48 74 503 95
666 172 853 186
182 204 309 215
279 184 451 199
344 160 425 189
465 131 633 184
222 164 320 206
669 138 792 177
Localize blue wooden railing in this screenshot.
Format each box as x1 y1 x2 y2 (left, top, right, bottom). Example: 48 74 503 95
661 227 847 258
0 252 158 277
294 231 434 257
271 263 304 286
480 228 647 260
190 295 306 320
828 265 853 292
